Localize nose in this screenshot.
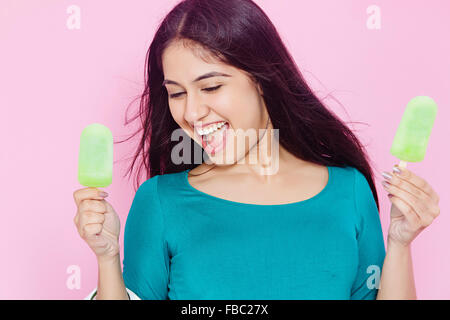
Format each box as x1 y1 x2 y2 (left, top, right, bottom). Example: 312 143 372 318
183 92 209 127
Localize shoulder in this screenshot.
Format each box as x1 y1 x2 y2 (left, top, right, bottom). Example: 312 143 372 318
127 172 185 225
350 167 374 201
127 175 161 216
350 166 377 211
328 165 369 189
135 170 189 205
326 165 360 194
330 165 375 207
328 165 377 216
139 174 160 191
132 175 161 204
329 165 358 179
347 167 380 233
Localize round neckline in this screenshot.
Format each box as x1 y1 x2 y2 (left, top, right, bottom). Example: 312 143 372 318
183 166 332 207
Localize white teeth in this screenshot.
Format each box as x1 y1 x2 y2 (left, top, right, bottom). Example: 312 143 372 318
197 121 227 136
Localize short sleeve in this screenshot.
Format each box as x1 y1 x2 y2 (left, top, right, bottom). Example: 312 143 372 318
122 175 170 300
350 169 386 300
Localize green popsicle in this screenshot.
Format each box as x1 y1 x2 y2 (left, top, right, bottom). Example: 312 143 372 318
78 123 113 187
390 96 437 168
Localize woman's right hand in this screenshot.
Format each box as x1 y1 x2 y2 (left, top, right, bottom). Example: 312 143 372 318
73 188 121 262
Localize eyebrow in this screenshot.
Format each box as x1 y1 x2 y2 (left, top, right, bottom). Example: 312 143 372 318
162 71 231 86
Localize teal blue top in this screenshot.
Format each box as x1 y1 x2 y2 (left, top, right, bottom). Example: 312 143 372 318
122 165 386 300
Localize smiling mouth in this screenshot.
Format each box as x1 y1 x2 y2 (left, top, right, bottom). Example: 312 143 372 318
199 122 229 150
192 122 221 141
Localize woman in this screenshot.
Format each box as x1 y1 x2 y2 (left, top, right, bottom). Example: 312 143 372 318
74 0 440 300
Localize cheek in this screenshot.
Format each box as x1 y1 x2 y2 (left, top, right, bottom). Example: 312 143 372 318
168 103 184 124
212 96 234 120
227 91 263 129
219 87 259 119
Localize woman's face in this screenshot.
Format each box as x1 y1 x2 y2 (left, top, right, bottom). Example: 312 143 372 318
162 40 269 165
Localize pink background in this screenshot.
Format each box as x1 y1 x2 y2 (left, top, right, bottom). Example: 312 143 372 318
0 0 448 299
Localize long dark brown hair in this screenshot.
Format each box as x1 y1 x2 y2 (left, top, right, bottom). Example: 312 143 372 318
116 0 380 211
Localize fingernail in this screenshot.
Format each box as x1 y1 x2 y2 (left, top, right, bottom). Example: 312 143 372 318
382 172 392 181
388 194 393 198
382 180 390 188
99 191 109 197
393 166 402 175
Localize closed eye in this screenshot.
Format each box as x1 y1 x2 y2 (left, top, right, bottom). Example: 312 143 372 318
169 85 222 99
203 85 222 92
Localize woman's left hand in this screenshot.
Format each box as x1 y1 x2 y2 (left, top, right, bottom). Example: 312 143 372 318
381 165 440 247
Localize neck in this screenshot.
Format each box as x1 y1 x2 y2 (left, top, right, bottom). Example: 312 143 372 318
212 117 301 182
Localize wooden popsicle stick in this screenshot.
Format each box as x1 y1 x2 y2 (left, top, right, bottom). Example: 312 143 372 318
398 160 408 169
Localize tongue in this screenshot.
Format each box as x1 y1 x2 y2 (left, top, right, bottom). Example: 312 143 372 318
207 133 221 148
207 124 227 147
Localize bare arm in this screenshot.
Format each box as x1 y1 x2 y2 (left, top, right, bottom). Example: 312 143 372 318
376 237 416 300
96 255 129 300
376 165 441 300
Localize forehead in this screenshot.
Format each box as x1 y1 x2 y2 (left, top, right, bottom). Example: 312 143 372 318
162 40 229 78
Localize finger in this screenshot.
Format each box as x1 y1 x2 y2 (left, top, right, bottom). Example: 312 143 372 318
383 171 429 203
73 187 108 207
79 211 106 228
104 200 114 212
393 166 439 204
79 199 107 214
383 181 434 226
82 223 103 238
388 194 422 229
